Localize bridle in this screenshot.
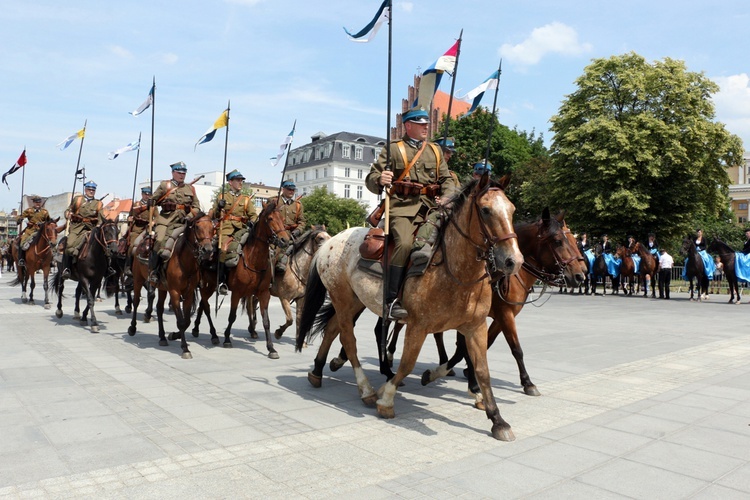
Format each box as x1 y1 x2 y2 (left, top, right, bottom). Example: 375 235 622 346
95 222 120 258
184 215 215 262
240 207 290 273
31 220 58 257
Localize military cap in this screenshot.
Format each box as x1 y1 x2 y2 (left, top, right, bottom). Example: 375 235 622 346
473 160 493 174
226 169 246 181
83 181 97 189
281 180 296 190
141 186 152 194
402 106 430 124
170 161 188 172
435 137 456 152
31 195 42 202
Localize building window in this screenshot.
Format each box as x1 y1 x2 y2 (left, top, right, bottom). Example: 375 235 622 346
344 167 350 177
344 184 350 198
740 217 747 223
356 185 363 199
294 173 298 183
342 144 351 159
323 167 328 178
304 170 308 181
740 203 748 210
355 147 363 161
357 169 363 179
315 169 319 179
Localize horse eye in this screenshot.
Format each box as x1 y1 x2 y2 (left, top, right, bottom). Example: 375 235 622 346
480 206 492 217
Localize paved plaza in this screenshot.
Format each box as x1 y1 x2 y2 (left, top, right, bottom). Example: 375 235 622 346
0 272 749 499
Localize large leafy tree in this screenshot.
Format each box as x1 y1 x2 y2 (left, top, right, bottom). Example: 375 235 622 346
300 187 367 235
548 52 744 247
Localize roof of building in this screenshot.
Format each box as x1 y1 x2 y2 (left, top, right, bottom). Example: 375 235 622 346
303 131 386 146
432 89 471 118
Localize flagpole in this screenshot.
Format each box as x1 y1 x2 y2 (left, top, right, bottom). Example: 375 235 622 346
19 146 26 214
147 77 156 237
66 120 87 235
216 101 230 313
483 60 502 171
276 119 297 203
129 132 143 219
440 30 463 144
380 0 393 364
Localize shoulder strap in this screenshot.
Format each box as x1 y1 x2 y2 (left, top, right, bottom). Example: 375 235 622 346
74 195 84 214
156 182 179 204
394 140 428 183
223 195 244 221
428 143 442 179
295 200 301 219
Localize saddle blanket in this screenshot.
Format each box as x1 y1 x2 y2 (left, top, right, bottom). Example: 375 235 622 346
735 252 750 283
682 250 716 281
603 253 621 278
632 254 641 274
584 249 595 271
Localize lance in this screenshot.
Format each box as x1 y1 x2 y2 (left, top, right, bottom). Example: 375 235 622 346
146 77 156 286
128 132 143 234
19 145 26 228
216 101 231 314
440 30 463 146
65 120 87 236
380 0 393 364
482 60 502 172
276 119 297 204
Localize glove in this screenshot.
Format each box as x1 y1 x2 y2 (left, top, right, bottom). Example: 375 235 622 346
217 199 226 209
246 221 254 232
291 229 301 238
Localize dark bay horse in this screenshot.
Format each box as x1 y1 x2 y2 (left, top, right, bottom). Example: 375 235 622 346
615 245 636 295
10 218 59 308
221 200 291 357
54 221 120 333
591 244 619 295
630 241 658 298
682 236 708 301
297 176 523 441
707 239 741 303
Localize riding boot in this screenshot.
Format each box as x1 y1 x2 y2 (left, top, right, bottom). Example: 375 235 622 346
148 252 161 285
124 255 133 277
18 249 26 268
60 254 71 280
218 263 229 296
386 265 408 320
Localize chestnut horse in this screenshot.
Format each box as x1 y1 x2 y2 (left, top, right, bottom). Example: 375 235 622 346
10 217 60 308
297 176 523 441
615 245 636 295
630 241 658 298
221 200 291 357
707 239 741 303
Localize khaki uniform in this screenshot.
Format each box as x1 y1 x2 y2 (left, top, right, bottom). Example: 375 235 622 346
17 207 50 249
212 190 258 265
65 195 105 257
128 199 150 247
278 196 306 233
152 179 201 256
365 136 459 266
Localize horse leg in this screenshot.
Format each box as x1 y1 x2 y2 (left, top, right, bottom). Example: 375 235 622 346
73 283 82 321
247 296 258 339
376 328 428 418
55 276 64 318
309 315 343 387
274 297 293 339
168 290 187 342
434 331 454 375
374 318 395 379
20 268 28 303
28 275 35 305
144 285 155 323
125 290 133 314
83 278 100 333
223 295 240 348
113 285 122 315
329 345 349 372
257 291 279 359
156 290 169 346
421 333 467 386
192 303 203 337
177 292 193 360
337 314 377 405
128 283 141 335
196 298 219 345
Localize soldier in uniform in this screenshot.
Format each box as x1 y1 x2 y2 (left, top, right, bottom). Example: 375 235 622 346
61 181 106 279
274 180 306 274
149 161 201 283
211 169 258 295
16 195 50 268
365 106 459 319
123 186 152 277
472 159 492 180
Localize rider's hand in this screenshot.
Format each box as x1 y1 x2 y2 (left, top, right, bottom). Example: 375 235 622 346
379 170 393 186
217 199 226 209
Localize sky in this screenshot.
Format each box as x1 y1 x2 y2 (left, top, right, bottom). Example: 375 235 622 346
1 0 749 212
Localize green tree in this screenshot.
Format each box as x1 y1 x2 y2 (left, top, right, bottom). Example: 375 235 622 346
300 187 367 235
548 52 744 244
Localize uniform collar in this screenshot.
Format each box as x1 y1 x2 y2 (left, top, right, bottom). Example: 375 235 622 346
170 180 184 187
84 195 95 201
404 136 422 149
230 189 241 196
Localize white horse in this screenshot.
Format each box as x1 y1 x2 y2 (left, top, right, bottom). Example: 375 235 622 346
297 175 524 440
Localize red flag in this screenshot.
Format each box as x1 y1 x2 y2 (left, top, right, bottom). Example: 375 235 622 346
2 150 27 188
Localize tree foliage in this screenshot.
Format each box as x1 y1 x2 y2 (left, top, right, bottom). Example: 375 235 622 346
300 186 367 235
548 52 744 247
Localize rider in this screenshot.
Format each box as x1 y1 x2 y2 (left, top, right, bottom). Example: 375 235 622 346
123 186 152 277
365 105 459 319
693 227 715 282
61 181 105 279
274 180 306 274
743 228 750 255
472 159 492 180
16 195 49 268
211 169 258 295
149 161 201 284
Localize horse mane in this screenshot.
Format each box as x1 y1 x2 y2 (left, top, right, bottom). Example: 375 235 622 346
708 238 734 255
446 178 505 216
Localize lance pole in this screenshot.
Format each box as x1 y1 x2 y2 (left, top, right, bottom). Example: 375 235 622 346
129 132 143 218
146 77 157 288
440 30 463 145
19 146 26 215
276 119 297 204
380 0 393 364
483 60 502 171
216 101 231 313
65 120 87 235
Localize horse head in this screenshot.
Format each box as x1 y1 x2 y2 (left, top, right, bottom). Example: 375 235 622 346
681 236 695 256
100 221 121 257
462 173 522 276
42 218 59 247
555 212 587 286
258 200 291 249
187 212 216 263
309 226 332 253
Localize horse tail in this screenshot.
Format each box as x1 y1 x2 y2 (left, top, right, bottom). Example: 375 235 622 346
296 258 328 352
9 269 23 287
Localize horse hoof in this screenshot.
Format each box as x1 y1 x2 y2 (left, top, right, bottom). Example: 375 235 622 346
268 351 279 360
376 404 395 419
169 332 180 341
329 357 345 372
159 339 168 346
80 319 88 326
181 352 193 360
44 304 51 310
475 400 486 411
307 372 322 388
524 385 541 397
192 329 200 338
223 342 233 348
55 309 63 318
128 326 136 336
491 424 516 441
211 337 219 345
115 308 122 316
446 369 455 377
125 306 132 314
28 300 35 306
421 371 433 386
73 312 81 320
250 332 258 339
91 325 99 333
362 394 378 406
274 330 283 340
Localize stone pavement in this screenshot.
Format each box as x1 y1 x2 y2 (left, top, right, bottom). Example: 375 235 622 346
0 276 749 499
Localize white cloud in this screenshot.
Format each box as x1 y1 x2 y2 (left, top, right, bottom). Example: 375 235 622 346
397 2 414 13
499 22 592 66
108 45 133 59
157 52 179 65
713 73 750 149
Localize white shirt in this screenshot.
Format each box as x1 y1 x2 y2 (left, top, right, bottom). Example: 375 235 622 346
659 252 674 269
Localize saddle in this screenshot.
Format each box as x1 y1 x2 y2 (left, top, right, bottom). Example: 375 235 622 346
356 227 435 278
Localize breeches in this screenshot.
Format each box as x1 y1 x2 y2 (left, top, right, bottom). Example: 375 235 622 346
389 215 421 266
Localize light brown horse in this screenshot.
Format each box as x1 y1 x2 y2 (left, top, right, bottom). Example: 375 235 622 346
221 200 291 357
630 241 658 298
297 176 523 441
127 214 215 358
10 218 60 308
615 245 637 295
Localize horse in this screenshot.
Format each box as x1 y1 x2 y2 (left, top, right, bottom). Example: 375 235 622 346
630 241 658 298
53 221 120 333
578 246 591 295
682 237 708 301
707 239 742 303
10 218 59 308
221 200 291 357
297 176 523 441
614 245 636 295
591 244 619 295
73 234 130 324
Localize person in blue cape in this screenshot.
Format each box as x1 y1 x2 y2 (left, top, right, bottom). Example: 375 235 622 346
683 228 715 282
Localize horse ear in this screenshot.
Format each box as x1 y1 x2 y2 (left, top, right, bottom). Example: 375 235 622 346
53 217 60 223
497 173 511 191
555 209 565 223
262 201 267 209
541 207 551 223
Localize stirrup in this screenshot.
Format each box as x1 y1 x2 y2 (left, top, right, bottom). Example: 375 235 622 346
60 268 70 279
18 259 26 268
218 283 229 295
387 300 408 320
148 271 159 284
